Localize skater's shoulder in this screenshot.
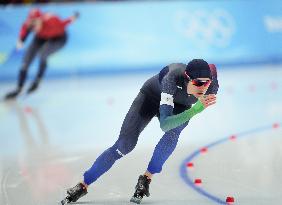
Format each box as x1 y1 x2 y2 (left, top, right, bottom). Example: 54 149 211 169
167 63 186 70
165 63 186 77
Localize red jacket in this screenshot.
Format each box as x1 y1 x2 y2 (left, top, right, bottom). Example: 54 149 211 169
19 13 73 41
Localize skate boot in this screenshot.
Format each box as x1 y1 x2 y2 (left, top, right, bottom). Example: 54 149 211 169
5 88 21 100
61 183 88 205
26 82 38 94
130 175 151 204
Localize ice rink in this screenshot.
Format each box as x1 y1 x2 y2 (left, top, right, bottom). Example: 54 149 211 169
0 65 282 205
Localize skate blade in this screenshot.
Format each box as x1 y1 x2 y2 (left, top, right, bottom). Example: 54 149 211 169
61 199 67 205
130 196 142 204
61 197 70 205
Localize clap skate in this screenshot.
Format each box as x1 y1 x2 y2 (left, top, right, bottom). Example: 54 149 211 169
61 182 87 205
130 175 151 204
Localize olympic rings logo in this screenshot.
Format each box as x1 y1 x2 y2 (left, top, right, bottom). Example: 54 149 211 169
175 9 236 47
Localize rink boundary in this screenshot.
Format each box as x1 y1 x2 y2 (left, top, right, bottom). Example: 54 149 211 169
180 123 280 204
1 59 282 83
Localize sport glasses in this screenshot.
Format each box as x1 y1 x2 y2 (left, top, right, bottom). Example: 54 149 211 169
191 79 210 87
184 71 211 87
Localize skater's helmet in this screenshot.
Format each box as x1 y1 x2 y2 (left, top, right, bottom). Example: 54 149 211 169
185 59 211 79
28 8 42 19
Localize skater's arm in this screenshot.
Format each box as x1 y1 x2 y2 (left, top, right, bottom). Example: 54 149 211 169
159 100 205 132
159 94 216 132
158 68 202 132
61 12 79 27
61 18 72 27
19 22 32 43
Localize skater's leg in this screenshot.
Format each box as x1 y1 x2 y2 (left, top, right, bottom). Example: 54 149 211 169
27 34 67 94
147 122 188 174
144 170 153 179
83 92 158 185
130 122 188 204
5 37 42 99
62 93 158 204
18 38 42 88
147 103 189 174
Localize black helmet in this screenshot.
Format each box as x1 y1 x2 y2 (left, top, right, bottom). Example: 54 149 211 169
185 59 211 79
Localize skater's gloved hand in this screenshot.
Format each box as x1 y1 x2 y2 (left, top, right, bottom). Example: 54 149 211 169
74 11 80 18
198 94 216 108
71 11 80 22
16 39 24 50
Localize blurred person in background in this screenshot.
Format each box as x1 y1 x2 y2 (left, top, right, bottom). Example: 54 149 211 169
0 0 49 4
61 59 219 204
4 8 79 100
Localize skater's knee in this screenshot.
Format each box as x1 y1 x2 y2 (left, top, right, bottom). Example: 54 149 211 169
115 145 134 156
39 58 47 67
116 139 137 156
20 63 29 72
165 125 185 138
